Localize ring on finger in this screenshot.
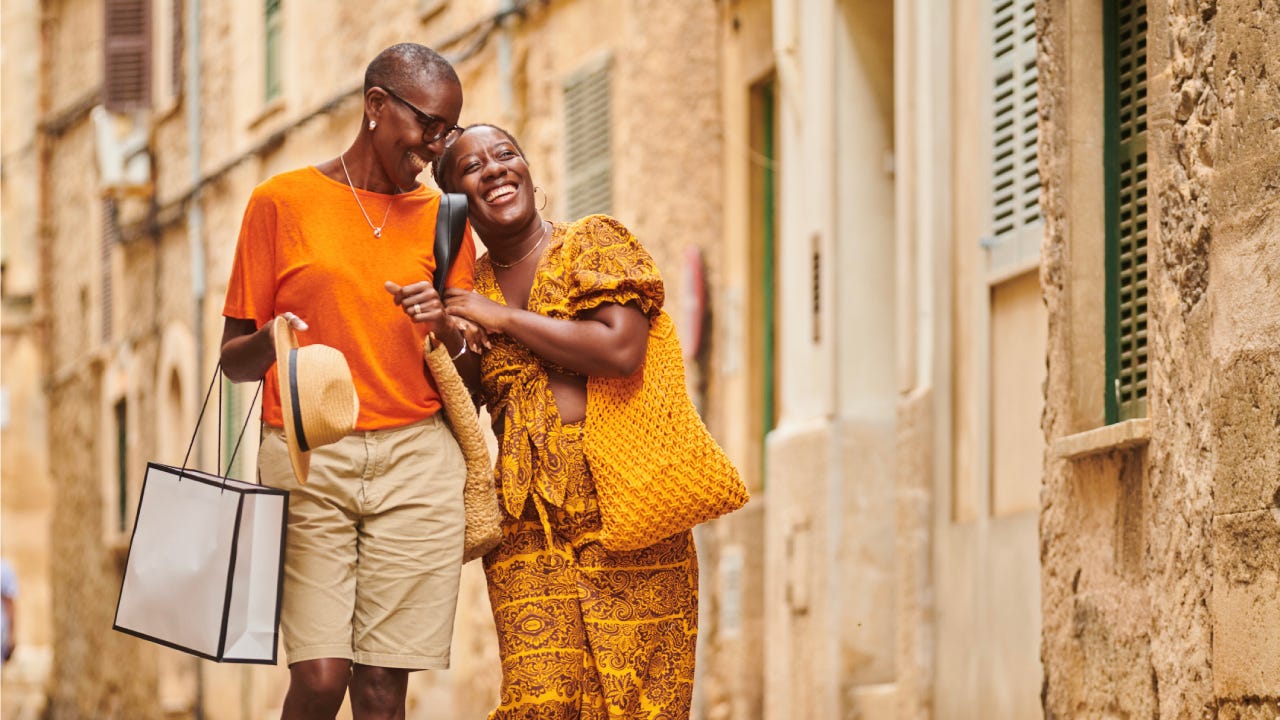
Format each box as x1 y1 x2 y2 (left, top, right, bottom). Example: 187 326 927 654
411 303 421 315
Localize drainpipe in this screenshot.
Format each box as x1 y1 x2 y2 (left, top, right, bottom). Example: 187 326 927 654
185 0 207 716
186 0 205 460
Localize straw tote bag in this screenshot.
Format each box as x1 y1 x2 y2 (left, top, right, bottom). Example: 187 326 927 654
585 311 749 551
427 193 502 563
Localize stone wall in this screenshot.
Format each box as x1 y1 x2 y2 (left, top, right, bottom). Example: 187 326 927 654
1042 0 1280 716
1206 0 1280 714
1 1 55 718
1146 1 1216 716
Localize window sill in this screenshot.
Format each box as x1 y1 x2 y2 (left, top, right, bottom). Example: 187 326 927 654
418 0 448 22
1051 418 1150 460
152 95 183 124
985 254 1040 287
248 97 287 131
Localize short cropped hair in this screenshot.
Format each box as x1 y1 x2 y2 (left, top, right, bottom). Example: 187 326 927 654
364 43 459 94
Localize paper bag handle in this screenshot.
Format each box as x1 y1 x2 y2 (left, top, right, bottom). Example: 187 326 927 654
179 362 262 485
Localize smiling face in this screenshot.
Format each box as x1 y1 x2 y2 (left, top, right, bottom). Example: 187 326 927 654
442 126 540 239
369 77 463 190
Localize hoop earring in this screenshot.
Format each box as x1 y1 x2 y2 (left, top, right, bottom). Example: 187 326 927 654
534 185 548 212
368 119 377 131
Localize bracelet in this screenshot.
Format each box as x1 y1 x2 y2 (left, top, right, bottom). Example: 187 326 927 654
450 336 468 360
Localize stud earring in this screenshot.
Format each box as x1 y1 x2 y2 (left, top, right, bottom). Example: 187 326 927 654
369 120 377 131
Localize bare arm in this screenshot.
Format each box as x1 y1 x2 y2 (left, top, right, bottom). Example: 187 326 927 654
220 318 274 382
219 313 308 382
445 288 648 378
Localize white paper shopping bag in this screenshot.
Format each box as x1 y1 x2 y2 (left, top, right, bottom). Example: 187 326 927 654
113 462 288 664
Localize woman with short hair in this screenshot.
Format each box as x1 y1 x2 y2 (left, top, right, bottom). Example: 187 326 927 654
219 43 476 720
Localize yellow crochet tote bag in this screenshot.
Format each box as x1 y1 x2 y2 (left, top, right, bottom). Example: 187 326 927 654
585 311 748 551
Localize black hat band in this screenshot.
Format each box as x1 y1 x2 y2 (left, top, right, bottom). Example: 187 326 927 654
288 348 311 453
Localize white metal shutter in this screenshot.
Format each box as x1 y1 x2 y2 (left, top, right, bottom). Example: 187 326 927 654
986 0 1041 276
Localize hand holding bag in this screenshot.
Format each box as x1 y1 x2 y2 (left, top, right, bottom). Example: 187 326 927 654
585 310 749 551
113 369 288 664
427 193 503 562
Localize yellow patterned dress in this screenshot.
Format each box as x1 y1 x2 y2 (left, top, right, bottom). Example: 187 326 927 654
475 215 699 720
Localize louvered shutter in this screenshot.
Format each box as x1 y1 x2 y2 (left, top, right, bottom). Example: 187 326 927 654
564 60 612 219
264 0 282 102
987 0 1041 273
1104 0 1148 422
102 198 119 343
104 0 152 112
171 0 183 98
115 398 129 531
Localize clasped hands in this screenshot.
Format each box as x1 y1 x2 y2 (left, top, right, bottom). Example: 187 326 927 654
384 280 496 353
274 282 497 354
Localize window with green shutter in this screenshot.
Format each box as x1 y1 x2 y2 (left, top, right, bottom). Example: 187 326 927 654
264 0 282 102
563 58 612 219
1103 0 1148 423
986 0 1041 275
747 79 778 438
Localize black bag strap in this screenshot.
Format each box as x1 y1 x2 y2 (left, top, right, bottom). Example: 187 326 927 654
180 362 262 483
432 193 469 291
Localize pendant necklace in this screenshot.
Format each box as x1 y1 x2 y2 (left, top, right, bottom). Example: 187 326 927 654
339 152 394 238
492 221 549 269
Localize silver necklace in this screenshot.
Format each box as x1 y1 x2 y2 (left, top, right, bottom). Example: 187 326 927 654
491 221 549 269
339 152 394 238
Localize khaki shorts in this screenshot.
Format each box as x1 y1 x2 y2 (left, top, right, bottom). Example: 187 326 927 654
259 415 466 670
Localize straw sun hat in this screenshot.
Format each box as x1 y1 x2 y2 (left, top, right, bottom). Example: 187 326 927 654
272 315 359 484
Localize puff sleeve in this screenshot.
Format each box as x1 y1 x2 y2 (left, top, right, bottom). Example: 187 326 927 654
544 214 665 320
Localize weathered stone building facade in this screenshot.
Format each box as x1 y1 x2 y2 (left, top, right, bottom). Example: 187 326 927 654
1040 0 1280 717
6 1 726 717
8 0 1280 718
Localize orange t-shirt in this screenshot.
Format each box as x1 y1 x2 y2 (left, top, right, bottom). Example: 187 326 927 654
222 166 476 431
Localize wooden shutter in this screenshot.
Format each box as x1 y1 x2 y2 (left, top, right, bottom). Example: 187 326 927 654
104 0 152 112
171 0 184 98
987 0 1041 274
564 60 612 219
102 198 119 343
1104 0 1149 422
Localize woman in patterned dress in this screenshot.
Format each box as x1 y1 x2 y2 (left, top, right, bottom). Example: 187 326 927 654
433 125 698 719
